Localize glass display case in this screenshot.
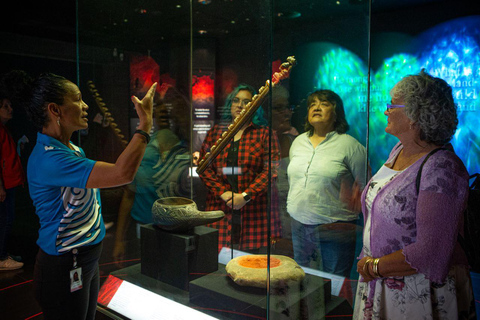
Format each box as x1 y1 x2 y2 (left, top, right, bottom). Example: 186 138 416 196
74 1 370 319
1 0 480 319
73 1 480 319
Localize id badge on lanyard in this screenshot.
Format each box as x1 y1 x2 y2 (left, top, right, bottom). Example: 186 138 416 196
70 248 83 292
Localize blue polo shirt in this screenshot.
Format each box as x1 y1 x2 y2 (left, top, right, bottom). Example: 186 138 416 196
28 132 105 255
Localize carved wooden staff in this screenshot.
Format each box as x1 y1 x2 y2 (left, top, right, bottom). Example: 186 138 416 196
87 81 128 147
196 56 297 174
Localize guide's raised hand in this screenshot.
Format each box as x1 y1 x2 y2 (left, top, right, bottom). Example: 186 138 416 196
131 82 157 132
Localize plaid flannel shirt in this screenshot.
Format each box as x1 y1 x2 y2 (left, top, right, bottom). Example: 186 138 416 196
199 122 282 251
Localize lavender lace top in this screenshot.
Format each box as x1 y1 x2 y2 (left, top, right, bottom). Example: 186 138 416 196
360 142 469 283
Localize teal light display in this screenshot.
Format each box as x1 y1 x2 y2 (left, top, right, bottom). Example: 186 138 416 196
418 16 480 176
314 47 368 145
313 16 480 175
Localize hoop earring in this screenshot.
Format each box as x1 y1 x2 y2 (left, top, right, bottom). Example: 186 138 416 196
57 118 61 126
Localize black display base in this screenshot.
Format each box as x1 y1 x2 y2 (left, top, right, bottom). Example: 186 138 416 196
106 264 352 320
189 265 334 320
140 224 219 290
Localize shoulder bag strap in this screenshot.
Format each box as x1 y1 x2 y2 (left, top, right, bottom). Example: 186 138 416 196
415 147 447 195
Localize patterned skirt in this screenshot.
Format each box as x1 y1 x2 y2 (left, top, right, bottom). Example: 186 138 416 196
353 265 476 320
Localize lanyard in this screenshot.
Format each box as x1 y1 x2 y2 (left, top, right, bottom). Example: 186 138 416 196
72 248 78 268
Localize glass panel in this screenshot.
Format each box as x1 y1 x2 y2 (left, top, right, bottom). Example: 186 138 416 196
77 0 205 318
265 1 371 319
191 1 275 318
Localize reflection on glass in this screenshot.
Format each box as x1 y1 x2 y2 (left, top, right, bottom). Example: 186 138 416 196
113 88 194 266
198 84 282 253
267 85 299 240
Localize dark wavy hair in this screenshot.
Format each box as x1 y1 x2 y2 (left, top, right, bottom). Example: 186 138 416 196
16 73 70 131
304 89 349 136
391 69 457 145
220 83 267 126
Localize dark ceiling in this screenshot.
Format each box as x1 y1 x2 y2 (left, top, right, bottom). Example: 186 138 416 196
0 0 475 51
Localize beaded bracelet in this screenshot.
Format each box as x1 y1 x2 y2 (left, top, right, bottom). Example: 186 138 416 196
134 129 150 143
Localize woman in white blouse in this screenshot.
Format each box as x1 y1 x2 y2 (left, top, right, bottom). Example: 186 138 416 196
287 89 367 278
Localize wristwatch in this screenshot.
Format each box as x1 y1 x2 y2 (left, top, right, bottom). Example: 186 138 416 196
242 192 251 202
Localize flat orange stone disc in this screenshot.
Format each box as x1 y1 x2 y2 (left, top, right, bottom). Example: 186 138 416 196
238 256 281 268
226 254 305 289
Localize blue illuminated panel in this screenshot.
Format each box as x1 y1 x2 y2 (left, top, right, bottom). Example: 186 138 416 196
312 16 480 175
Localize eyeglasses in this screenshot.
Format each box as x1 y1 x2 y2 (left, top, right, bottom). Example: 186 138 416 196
232 97 252 107
386 104 406 112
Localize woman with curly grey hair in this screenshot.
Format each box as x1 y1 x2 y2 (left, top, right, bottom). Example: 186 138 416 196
353 70 475 319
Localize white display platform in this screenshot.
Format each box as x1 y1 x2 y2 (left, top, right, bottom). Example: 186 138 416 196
98 275 218 320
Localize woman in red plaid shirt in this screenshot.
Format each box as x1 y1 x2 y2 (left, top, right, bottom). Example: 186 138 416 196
199 84 282 252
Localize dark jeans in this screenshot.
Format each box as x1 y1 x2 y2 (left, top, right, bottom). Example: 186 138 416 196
0 187 16 260
34 242 103 320
291 218 357 278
